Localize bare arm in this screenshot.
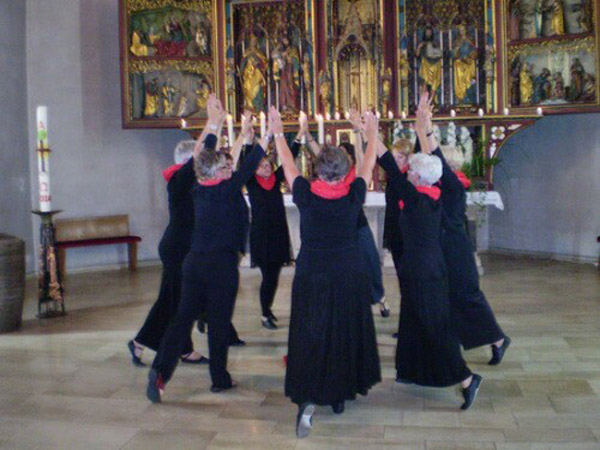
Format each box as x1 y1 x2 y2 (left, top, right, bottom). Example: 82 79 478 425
348 108 364 171
270 106 300 187
193 94 220 158
358 111 378 185
415 86 438 155
230 111 254 167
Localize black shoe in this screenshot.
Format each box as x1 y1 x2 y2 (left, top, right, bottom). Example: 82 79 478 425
180 354 210 365
378 297 390 318
146 368 164 403
461 374 483 410
332 401 345 414
127 340 146 367
392 332 398 339
229 338 246 347
489 336 511 366
267 312 278 322
262 317 278 330
395 377 413 385
296 402 315 439
210 382 236 393
197 320 206 334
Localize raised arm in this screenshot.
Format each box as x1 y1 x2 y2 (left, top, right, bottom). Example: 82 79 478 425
230 111 254 167
357 111 378 185
271 106 300 187
348 108 364 171
193 94 221 158
415 86 438 155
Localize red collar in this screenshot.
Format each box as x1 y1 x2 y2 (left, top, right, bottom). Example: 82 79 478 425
255 173 276 191
398 185 441 210
311 179 350 199
162 164 183 182
343 167 356 185
198 178 223 186
453 170 471 189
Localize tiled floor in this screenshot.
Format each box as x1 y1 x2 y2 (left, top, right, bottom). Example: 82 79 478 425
1 254 599 449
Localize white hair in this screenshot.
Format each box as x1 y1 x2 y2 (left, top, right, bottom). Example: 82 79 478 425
174 140 196 165
408 153 442 186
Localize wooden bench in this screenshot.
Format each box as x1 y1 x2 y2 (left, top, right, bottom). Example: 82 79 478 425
55 215 142 278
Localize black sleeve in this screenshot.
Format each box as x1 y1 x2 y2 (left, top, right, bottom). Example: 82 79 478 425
275 140 301 183
230 143 266 191
168 158 195 196
432 147 463 193
414 136 422 154
239 144 254 168
378 151 419 207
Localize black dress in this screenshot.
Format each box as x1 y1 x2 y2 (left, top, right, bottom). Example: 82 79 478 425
383 181 404 281
135 158 195 354
245 142 300 268
285 177 381 406
379 152 471 387
432 147 504 350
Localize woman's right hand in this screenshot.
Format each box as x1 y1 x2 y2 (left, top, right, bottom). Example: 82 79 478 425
269 106 284 134
363 111 378 142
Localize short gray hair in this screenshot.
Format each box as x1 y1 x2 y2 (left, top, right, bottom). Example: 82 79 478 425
408 153 442 185
174 140 196 165
194 150 225 181
314 146 350 182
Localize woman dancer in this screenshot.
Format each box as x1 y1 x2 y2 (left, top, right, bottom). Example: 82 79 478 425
376 91 481 409
304 109 389 317
272 107 381 438
147 95 268 401
245 115 305 330
416 97 510 364
127 124 224 367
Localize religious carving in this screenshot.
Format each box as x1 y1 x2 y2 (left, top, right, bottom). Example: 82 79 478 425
240 34 268 112
416 25 443 102
319 70 333 114
452 25 478 104
381 67 392 114
519 62 534 104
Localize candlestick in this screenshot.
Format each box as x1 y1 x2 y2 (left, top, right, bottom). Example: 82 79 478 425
259 111 266 137
36 106 48 149
317 114 325 145
503 107 510 116
450 109 456 117
478 108 484 117
536 107 543 116
226 114 234 148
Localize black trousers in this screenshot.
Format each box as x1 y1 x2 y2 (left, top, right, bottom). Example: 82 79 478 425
152 250 239 389
258 263 282 317
135 240 193 355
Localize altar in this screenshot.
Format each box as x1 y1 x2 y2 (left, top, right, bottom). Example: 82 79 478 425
239 191 504 267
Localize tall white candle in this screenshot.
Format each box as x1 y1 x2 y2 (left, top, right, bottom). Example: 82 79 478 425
401 111 407 119
180 118 188 129
478 108 484 117
325 112 331 121
450 109 456 117
503 107 510 116
334 111 340 121
227 114 234 148
536 107 543 116
259 112 266 137
388 110 394 119
375 111 381 119
317 114 325 145
300 111 307 144
36 106 48 149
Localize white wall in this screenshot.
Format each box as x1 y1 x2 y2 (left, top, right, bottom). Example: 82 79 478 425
489 113 600 264
26 0 188 271
0 1 33 267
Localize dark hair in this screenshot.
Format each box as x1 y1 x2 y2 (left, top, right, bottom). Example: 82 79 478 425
338 142 356 166
204 134 218 151
314 146 350 182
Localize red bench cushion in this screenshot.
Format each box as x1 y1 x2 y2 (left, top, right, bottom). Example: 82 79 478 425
56 236 141 248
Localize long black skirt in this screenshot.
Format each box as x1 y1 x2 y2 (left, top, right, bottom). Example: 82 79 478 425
285 245 381 406
443 231 504 350
396 277 471 387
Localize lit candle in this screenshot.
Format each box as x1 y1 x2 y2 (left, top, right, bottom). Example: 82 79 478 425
344 111 350 120
317 114 325 145
478 108 484 117
536 107 543 116
503 107 510 116
376 111 381 119
334 111 341 120
450 109 456 117
325 112 331 121
226 114 234 148
36 106 51 212
180 118 188 129
401 111 407 119
388 110 394 120
259 111 266 137
36 106 48 149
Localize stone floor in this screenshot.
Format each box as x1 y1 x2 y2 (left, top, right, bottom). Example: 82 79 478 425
1 254 599 449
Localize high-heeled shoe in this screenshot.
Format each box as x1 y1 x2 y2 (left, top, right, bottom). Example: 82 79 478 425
331 401 345 414
378 297 390 318
127 340 146 367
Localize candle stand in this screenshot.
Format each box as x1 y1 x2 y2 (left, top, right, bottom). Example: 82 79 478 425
31 210 66 318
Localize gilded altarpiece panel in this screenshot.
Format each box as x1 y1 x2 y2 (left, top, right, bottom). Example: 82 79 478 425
222 0 317 121
119 0 218 128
